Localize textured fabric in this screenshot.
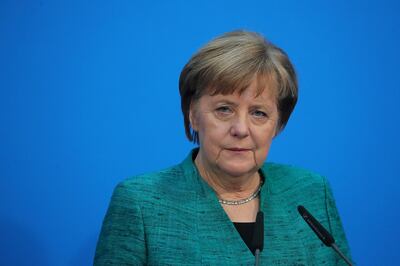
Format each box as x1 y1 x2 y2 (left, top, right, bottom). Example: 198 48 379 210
94 149 353 265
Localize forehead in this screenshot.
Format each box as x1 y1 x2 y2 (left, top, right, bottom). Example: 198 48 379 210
203 77 277 106
206 72 277 97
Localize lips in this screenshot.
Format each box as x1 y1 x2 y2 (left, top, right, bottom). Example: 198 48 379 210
226 147 252 152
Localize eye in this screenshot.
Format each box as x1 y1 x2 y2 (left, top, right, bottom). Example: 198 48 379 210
251 110 268 118
215 106 233 114
214 105 234 119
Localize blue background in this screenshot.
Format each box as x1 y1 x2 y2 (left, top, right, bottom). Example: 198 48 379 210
1 0 399 265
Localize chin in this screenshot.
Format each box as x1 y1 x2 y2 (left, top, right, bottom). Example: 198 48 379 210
217 162 257 177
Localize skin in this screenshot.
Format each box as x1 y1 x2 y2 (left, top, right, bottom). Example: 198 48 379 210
190 78 279 222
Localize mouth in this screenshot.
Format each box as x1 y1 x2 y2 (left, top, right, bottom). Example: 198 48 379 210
225 147 252 152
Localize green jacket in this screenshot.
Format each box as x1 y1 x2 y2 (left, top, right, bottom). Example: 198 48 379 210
94 149 353 265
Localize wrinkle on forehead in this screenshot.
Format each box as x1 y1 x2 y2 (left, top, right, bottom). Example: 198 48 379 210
206 72 278 100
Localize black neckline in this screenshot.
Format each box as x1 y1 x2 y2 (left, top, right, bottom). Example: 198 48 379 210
233 222 256 255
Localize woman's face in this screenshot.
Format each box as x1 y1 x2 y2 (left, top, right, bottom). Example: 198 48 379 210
190 78 279 178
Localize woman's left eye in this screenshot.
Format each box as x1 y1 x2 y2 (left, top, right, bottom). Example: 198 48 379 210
252 110 268 118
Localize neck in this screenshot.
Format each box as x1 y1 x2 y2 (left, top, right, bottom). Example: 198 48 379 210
194 152 261 200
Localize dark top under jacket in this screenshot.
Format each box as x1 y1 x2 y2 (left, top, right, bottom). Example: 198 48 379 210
233 222 256 255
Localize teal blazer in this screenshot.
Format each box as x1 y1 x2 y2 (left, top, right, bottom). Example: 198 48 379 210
94 149 353 265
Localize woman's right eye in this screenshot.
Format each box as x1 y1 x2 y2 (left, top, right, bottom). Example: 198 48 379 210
215 106 234 119
215 106 232 114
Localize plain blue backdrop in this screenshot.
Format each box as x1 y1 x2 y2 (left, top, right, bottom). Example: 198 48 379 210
1 0 399 265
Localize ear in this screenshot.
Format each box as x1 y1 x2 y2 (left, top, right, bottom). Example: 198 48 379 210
189 102 198 132
272 119 280 138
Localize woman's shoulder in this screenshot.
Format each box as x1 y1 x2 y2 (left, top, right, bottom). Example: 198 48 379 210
262 162 326 179
261 162 328 195
120 164 183 186
112 162 196 202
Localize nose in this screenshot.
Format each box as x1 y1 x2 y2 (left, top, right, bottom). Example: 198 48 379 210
229 114 250 138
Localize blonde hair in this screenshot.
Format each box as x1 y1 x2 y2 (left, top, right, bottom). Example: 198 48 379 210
179 30 298 143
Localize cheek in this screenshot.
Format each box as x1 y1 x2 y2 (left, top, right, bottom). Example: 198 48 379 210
198 121 225 161
253 123 275 144
198 115 230 143
253 140 272 166
253 127 275 159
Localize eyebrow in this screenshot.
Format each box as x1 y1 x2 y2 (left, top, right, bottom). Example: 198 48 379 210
213 99 274 109
213 100 239 107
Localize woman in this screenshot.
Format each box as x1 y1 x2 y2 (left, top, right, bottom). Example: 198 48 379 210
94 31 352 265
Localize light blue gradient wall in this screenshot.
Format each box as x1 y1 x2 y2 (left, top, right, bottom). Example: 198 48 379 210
1 0 399 265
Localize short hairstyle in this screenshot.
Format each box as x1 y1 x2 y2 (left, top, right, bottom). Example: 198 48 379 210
179 30 298 144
